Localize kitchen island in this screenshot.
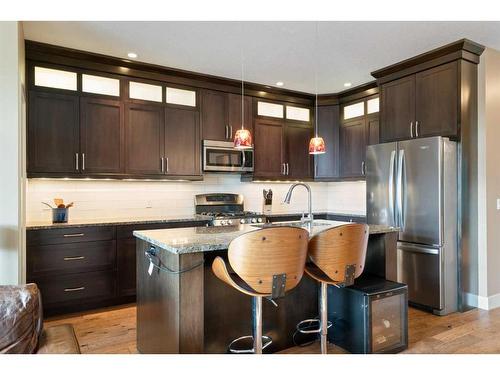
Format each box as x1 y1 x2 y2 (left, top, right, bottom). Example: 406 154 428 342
134 220 399 354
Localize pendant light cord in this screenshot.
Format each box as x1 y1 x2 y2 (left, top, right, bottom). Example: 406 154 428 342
314 22 319 138
241 23 245 131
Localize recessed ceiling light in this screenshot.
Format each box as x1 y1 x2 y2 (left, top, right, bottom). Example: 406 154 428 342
276 81 284 87
344 82 352 88
127 52 138 59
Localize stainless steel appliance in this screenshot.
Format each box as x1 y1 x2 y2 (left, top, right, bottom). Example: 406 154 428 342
203 140 253 172
366 136 458 315
195 193 265 226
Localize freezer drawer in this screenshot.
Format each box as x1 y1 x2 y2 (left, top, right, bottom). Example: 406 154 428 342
397 242 442 310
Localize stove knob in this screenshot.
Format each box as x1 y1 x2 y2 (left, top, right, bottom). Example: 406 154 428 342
220 220 226 226
257 218 263 223
227 220 233 225
251 218 257 223
240 219 245 224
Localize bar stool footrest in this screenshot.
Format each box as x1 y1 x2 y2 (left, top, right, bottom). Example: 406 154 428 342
228 335 272 354
296 318 333 334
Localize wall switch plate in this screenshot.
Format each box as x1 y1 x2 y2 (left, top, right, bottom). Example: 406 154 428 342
497 198 500 210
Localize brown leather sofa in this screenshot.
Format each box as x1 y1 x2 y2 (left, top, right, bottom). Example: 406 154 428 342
0 283 80 354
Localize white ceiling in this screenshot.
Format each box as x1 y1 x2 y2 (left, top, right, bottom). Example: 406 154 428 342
22 21 500 94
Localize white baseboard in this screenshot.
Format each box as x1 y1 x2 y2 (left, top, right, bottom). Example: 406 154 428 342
464 292 500 310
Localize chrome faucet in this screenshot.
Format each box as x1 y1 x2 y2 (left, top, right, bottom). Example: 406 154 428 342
283 183 313 231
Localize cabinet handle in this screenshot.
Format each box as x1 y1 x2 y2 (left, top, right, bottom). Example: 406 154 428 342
286 163 290 176
229 125 233 139
166 157 169 173
281 163 285 175
415 121 419 137
75 153 79 171
63 256 85 261
63 233 84 238
225 125 228 139
82 153 85 171
361 161 366 175
64 287 85 292
410 122 414 138
161 157 164 173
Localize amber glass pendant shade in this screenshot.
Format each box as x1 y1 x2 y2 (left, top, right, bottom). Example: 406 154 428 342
234 128 253 149
309 136 326 154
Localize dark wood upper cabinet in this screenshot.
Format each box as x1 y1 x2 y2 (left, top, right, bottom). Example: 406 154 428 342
339 119 367 178
314 105 340 179
228 94 253 138
415 61 458 138
124 103 165 175
28 91 80 175
380 75 415 142
253 119 284 178
380 61 459 143
367 115 380 146
80 97 124 174
284 123 312 179
200 89 229 141
165 107 201 176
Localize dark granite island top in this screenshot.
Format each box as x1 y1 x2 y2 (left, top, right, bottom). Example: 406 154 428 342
133 219 399 255
134 219 400 354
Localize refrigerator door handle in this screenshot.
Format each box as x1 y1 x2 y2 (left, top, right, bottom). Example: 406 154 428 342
396 149 405 229
388 150 396 226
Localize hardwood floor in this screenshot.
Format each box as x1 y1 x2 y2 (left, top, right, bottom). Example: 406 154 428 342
44 304 500 354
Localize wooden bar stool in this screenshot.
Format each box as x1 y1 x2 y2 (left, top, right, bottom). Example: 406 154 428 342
212 227 309 354
297 223 369 354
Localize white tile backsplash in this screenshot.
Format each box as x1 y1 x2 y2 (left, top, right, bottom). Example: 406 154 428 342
26 175 366 222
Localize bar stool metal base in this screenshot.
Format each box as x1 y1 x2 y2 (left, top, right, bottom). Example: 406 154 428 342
228 335 273 354
296 282 331 354
228 296 272 354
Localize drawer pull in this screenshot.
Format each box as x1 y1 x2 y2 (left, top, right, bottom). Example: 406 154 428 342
64 286 85 292
63 233 85 238
63 256 85 261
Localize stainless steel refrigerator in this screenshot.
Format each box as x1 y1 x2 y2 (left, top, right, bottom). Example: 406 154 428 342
366 136 458 315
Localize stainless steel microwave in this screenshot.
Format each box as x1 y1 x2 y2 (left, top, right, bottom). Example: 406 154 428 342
203 140 254 172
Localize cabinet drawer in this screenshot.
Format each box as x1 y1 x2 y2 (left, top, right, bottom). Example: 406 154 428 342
33 271 115 306
28 240 116 276
27 226 116 246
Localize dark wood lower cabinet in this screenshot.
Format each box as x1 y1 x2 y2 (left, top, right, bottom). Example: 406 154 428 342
27 220 209 316
117 237 137 297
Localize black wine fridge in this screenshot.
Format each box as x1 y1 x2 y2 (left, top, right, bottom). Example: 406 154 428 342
328 276 408 354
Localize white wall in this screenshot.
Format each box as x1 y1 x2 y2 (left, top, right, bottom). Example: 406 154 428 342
0 22 25 285
26 176 366 224
476 47 500 310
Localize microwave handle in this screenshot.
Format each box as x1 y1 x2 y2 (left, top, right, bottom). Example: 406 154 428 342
242 150 246 167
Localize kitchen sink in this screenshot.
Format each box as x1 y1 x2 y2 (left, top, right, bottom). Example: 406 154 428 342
251 220 336 229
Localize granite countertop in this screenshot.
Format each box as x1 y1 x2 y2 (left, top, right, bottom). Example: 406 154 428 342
133 219 399 255
26 211 365 230
26 215 211 230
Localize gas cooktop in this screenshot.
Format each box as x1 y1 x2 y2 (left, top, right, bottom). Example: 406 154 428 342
195 193 266 226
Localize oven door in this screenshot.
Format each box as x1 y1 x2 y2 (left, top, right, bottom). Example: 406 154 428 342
203 141 253 172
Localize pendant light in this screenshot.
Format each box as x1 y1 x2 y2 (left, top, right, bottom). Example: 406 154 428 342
309 22 326 155
234 27 253 149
